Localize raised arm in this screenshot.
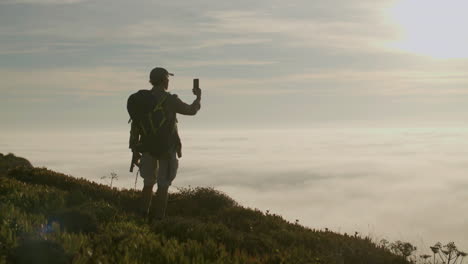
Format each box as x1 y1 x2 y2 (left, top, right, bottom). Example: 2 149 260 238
173 88 201 115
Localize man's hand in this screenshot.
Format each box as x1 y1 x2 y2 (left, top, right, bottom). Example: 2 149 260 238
192 87 201 98
132 151 141 166
130 150 141 172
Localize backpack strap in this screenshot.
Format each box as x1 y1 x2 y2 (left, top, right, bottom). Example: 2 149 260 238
148 93 169 134
152 93 168 113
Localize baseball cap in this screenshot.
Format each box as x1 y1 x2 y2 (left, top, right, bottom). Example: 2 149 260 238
149 67 174 83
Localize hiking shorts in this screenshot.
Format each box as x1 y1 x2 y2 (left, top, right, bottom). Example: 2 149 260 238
140 151 178 188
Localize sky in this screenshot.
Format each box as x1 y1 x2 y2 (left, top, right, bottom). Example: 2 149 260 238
2 0 468 252
1 0 468 130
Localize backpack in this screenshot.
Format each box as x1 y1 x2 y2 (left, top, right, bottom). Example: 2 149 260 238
127 90 173 157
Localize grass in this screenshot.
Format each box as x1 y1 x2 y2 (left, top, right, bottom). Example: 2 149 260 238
0 153 411 264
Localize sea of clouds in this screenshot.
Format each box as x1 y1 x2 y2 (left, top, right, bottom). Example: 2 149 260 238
2 127 468 251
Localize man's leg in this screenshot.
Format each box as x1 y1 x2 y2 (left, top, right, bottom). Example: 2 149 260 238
153 184 169 220
141 185 153 216
139 153 158 216
153 150 178 220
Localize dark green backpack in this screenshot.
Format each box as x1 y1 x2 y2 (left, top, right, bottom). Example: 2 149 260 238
127 90 172 157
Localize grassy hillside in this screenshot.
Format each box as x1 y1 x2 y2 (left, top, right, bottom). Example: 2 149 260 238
0 154 410 264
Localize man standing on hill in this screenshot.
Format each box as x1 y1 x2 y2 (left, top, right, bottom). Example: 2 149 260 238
128 67 201 220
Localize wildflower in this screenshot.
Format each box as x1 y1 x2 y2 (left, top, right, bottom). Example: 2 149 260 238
446 242 457 251
430 246 440 254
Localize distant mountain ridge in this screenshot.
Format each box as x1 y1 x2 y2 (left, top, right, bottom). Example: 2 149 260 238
0 153 410 263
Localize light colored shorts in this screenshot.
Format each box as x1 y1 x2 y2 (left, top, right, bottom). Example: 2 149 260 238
140 151 178 188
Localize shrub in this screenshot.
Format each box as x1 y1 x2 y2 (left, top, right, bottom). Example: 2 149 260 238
8 238 69 264
0 153 33 174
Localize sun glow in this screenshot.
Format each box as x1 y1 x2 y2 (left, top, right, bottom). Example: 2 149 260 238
389 0 468 59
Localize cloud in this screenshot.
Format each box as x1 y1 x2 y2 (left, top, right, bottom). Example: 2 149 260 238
171 59 277 68
0 1 396 57
192 38 271 49
0 41 94 55
176 128 468 248
1 0 87 4
0 67 146 96
3 127 468 249
201 10 397 51
2 0 468 129
193 66 468 96
2 62 468 100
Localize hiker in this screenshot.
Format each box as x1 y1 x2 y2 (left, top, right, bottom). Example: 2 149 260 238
128 67 201 220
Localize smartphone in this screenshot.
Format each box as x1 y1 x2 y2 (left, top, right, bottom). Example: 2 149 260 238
193 78 199 89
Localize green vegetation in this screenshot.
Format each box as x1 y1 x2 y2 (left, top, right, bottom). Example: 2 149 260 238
0 153 32 172
0 153 413 263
